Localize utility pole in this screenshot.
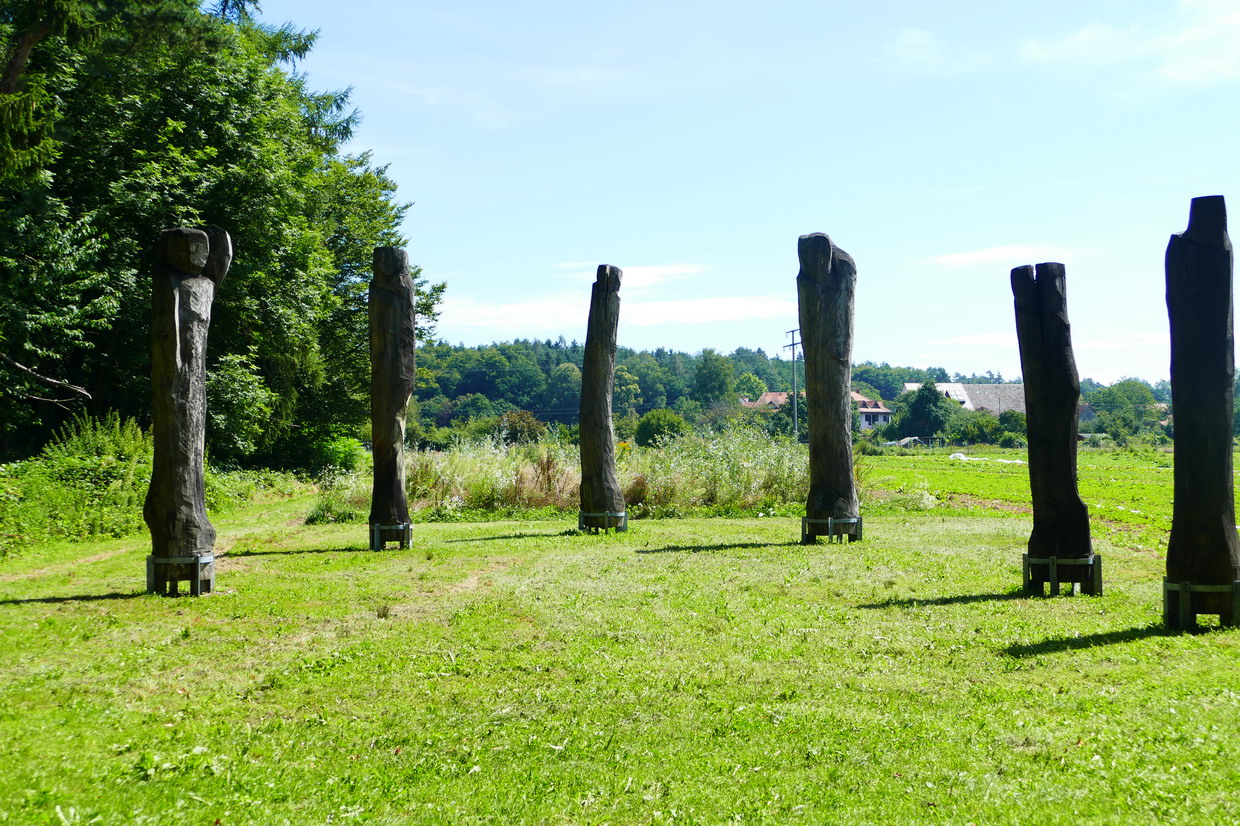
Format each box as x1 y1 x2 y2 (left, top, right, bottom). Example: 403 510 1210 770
785 328 801 439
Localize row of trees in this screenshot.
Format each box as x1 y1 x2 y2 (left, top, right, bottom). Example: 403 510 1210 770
409 341 967 439
1 1 443 467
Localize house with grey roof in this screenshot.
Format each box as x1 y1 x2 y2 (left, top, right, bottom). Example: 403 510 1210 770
901 382 1095 422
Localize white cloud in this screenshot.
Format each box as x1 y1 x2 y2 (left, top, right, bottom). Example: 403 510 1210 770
928 245 1092 269
1020 0 1240 87
438 292 588 335
883 27 989 74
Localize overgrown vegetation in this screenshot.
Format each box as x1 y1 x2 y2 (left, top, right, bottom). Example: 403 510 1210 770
308 426 810 525
0 413 299 558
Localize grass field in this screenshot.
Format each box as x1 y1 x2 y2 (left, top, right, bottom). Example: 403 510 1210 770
2 459 1238 825
863 448 1183 551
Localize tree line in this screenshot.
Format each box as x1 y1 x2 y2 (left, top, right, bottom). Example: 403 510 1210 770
1 1 443 467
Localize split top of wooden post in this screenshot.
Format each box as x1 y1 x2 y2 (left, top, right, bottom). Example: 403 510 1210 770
374 246 410 284
596 264 622 290
157 226 231 285
797 233 856 287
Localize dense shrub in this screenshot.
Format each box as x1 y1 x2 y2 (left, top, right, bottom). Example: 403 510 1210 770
0 413 154 556
635 409 691 447
495 410 547 444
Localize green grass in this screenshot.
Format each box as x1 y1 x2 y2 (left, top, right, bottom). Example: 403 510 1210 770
863 448 1192 551
1 485 1237 824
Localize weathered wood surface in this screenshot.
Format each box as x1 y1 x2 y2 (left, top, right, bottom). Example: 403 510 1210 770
143 227 231 572
579 265 625 530
1165 195 1240 615
368 247 417 539
1011 262 1092 562
797 233 859 541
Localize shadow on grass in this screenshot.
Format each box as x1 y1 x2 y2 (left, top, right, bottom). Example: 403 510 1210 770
0 591 146 606
443 533 559 544
858 591 1025 609
637 541 801 555
225 546 372 557
1004 623 1175 658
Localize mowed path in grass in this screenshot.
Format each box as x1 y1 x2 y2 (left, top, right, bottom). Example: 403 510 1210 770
2 490 1238 825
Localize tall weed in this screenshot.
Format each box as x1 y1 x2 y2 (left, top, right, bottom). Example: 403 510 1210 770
308 426 817 524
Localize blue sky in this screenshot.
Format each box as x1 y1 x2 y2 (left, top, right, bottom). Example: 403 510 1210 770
258 0 1240 383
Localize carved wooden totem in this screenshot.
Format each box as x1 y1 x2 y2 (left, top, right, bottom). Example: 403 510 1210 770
144 226 231 595
368 247 417 550
797 233 861 544
1011 262 1097 595
578 265 626 532
1165 195 1240 628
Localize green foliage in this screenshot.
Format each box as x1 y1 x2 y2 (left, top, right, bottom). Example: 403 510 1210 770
206 349 276 463
734 371 767 401
612 364 642 417
851 379 884 404
886 380 959 440
767 393 807 442
694 348 735 405
1086 378 1161 443
495 410 547 445
0 4 443 467
852 362 948 401
945 410 1002 445
634 408 690 447
997 409 1026 435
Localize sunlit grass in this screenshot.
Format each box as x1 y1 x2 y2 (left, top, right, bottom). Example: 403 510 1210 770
1 494 1236 824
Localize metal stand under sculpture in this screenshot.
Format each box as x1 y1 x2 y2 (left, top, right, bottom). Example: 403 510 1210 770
144 226 231 596
797 233 861 544
578 265 626 533
369 247 416 550
1164 195 1240 629
1011 262 1099 595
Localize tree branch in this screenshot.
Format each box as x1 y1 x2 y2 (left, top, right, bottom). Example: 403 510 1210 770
0 352 91 398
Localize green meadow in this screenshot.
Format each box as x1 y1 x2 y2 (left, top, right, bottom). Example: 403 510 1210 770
2 451 1237 824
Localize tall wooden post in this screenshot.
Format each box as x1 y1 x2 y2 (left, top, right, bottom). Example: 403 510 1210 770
144 226 231 596
1011 262 1098 595
578 265 626 532
797 233 860 544
368 247 417 550
1165 195 1240 628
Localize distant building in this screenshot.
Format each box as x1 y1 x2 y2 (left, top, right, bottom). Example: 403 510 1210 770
739 389 892 430
740 391 792 410
851 391 892 430
900 382 1095 422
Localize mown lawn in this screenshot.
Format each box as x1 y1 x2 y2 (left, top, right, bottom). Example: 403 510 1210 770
1 477 1237 824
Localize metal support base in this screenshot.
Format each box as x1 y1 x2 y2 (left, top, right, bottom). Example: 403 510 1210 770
579 510 627 533
802 516 862 545
370 523 412 550
1163 579 1240 630
1023 554 1102 596
146 554 214 597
